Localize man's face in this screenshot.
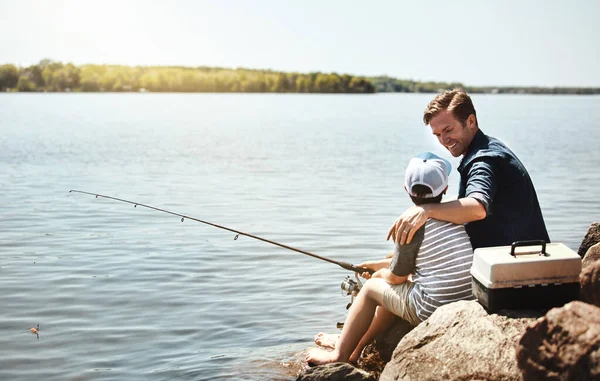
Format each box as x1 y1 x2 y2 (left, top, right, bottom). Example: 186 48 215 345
429 110 477 157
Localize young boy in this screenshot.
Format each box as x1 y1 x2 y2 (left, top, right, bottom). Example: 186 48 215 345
307 152 474 365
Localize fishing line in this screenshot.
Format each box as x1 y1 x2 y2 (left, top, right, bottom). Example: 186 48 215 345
69 190 373 274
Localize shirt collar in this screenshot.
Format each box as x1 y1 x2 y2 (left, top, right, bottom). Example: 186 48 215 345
458 129 486 172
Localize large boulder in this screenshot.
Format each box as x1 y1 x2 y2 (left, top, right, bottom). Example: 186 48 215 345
516 301 600 381
379 301 541 381
578 222 600 257
295 362 376 381
580 256 600 307
582 242 600 272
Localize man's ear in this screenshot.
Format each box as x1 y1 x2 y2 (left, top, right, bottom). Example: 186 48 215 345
442 185 449 195
467 114 477 129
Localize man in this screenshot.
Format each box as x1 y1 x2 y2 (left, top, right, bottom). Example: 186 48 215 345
388 89 550 250
306 152 474 365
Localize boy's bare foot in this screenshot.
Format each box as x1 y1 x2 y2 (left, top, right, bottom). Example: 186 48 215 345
313 332 340 349
305 348 343 366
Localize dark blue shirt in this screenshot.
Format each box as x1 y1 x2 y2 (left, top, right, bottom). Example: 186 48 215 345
458 130 550 249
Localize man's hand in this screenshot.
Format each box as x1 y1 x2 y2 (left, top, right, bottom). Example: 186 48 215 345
387 205 429 244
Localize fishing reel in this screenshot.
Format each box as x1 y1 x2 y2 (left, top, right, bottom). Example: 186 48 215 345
341 273 363 310
337 274 364 328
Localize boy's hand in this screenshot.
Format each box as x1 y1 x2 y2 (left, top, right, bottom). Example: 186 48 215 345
361 269 385 280
356 261 376 279
360 271 372 279
387 205 428 244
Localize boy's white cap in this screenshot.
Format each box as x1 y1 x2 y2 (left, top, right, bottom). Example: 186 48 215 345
404 152 452 198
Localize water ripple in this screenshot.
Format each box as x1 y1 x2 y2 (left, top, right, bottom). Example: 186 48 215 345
1 93 599 380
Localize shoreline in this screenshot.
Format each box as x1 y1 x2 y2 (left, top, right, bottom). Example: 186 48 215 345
3 90 600 96
2 60 599 95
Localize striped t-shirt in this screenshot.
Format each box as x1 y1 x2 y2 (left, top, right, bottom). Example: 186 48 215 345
390 218 474 321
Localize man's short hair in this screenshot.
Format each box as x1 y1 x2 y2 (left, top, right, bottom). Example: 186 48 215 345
423 88 478 128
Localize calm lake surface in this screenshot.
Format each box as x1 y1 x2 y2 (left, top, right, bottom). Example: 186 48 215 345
1 93 599 380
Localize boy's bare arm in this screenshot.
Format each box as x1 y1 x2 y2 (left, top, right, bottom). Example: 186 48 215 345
356 258 392 272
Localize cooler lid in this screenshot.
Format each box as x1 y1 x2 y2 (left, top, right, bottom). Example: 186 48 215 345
470 241 581 289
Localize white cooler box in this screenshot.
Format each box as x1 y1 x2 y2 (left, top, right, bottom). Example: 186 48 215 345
470 240 581 312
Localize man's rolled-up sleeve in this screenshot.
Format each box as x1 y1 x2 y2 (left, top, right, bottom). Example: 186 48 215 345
465 159 497 216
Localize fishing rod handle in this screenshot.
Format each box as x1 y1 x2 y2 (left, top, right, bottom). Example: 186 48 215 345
339 261 375 275
353 265 376 275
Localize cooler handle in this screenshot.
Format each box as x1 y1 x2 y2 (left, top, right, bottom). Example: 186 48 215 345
510 240 548 257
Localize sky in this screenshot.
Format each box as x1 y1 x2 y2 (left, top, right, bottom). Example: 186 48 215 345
0 0 598 87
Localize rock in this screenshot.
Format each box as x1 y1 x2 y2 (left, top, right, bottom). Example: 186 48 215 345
516 301 600 381
583 242 600 271
580 257 600 307
580 242 600 308
295 362 376 381
578 222 600 257
379 301 540 381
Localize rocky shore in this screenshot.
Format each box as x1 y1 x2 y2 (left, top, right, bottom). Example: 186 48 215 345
296 222 600 381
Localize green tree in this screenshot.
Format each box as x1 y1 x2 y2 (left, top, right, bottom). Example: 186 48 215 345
26 64 45 89
139 71 160 91
348 77 375 93
296 76 309 93
0 64 19 90
16 75 36 91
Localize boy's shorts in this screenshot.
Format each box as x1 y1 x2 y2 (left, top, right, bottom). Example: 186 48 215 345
382 282 421 326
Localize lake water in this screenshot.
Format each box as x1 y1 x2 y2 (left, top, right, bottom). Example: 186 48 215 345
1 93 599 381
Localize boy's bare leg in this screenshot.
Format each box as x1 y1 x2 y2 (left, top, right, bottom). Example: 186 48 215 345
306 278 390 365
313 306 397 359
349 306 397 363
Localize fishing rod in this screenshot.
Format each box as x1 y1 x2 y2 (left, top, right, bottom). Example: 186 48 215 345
69 190 373 275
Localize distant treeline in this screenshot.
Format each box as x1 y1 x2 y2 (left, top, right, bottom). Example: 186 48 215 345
1 60 599 95
369 76 600 95
0 60 374 93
